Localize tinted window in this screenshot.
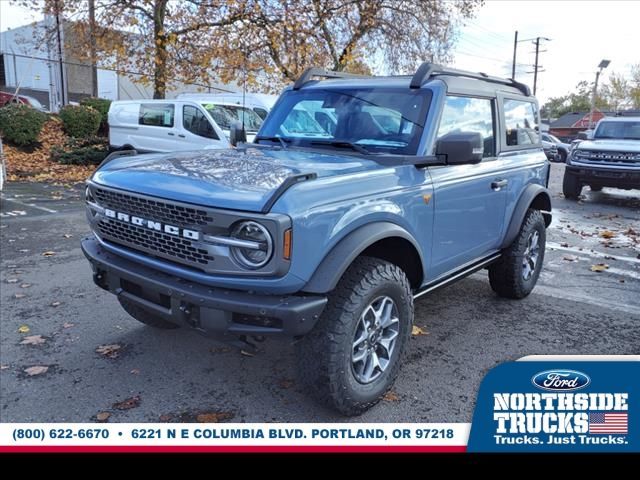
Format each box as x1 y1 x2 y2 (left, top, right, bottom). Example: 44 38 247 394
183 105 219 139
201 104 263 132
437 96 495 158
254 107 268 119
258 88 431 155
139 103 174 127
503 99 539 146
594 120 640 140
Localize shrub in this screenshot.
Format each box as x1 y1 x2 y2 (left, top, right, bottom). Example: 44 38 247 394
0 103 48 146
50 136 109 165
59 104 101 138
80 97 111 131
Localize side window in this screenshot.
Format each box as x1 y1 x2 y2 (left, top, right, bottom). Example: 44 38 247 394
437 96 495 158
139 103 174 127
254 107 268 120
503 99 539 147
183 106 219 140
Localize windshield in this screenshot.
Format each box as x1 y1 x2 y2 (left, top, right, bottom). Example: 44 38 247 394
544 133 561 143
201 103 263 132
257 88 431 155
594 120 640 140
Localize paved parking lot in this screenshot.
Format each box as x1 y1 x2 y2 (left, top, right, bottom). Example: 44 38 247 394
1 163 639 423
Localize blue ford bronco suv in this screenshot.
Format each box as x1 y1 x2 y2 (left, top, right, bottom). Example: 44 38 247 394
82 64 551 415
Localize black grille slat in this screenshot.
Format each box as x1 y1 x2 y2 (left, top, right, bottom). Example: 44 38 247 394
97 219 214 268
93 188 213 226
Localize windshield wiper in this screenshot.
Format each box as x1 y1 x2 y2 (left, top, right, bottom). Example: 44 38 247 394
255 136 291 149
310 140 372 155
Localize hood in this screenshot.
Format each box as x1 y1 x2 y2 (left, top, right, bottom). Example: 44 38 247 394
577 138 640 153
91 147 380 212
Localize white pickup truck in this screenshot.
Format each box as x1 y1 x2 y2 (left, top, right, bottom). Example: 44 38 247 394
563 116 640 199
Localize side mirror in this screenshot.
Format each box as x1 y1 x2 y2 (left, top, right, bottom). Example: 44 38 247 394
229 121 247 147
435 132 484 165
576 130 592 140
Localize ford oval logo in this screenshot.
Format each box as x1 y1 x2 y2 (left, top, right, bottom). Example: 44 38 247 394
531 370 591 391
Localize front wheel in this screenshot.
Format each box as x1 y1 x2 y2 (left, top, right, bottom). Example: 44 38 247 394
489 209 546 299
562 171 582 199
296 257 413 416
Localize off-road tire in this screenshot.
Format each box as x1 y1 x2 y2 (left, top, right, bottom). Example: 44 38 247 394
118 297 180 329
489 209 546 299
296 257 413 416
562 171 582 199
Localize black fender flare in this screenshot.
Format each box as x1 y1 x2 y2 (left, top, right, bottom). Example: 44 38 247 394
302 222 424 294
501 184 552 249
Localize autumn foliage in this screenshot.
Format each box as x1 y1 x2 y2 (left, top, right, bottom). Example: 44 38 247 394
3 117 97 183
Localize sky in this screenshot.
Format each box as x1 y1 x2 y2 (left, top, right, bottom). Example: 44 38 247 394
1 0 639 105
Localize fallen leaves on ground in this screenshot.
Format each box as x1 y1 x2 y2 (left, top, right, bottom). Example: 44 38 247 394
278 379 294 389
130 369 140 375
62 322 74 329
196 412 234 423
159 414 173 422
560 242 570 248
240 349 255 357
50 301 61 307
113 396 141 410
383 391 400 402
1 365 10 370
412 325 428 336
590 263 609 272
4 118 96 183
20 283 31 288
563 255 578 262
42 251 56 257
6 278 19 284
63 234 73 239
210 346 231 354
24 365 48 376
17 325 30 334
14 293 26 299
96 344 122 359
599 230 616 239
96 412 111 422
20 335 46 346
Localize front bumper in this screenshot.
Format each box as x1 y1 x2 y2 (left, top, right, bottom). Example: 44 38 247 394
566 163 640 188
81 236 327 339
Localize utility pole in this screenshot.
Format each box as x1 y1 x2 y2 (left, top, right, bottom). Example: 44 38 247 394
530 36 550 96
54 0 66 106
511 30 518 79
89 0 98 97
589 59 611 128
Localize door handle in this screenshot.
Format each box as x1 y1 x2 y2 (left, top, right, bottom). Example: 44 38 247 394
167 132 175 136
491 179 508 191
178 134 186 138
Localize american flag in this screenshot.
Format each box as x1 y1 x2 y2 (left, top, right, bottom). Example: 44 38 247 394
589 412 628 434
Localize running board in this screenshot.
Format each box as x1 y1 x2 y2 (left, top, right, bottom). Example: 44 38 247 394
413 253 501 300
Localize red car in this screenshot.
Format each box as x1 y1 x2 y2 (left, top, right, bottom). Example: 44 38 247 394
0 91 47 111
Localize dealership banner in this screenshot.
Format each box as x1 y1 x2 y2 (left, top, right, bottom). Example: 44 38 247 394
1 356 637 453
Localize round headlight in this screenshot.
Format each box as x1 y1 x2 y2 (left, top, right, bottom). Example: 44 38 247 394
230 221 273 269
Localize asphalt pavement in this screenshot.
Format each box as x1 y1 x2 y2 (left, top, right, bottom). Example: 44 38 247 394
1 163 639 423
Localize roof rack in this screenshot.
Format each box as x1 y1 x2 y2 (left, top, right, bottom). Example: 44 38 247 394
410 62 531 96
293 67 368 90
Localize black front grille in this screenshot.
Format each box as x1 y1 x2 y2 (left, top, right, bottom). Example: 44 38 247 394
97 219 214 268
575 150 640 165
93 188 213 226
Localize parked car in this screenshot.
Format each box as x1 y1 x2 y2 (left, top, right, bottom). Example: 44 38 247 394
177 92 278 119
83 64 551 415
542 140 559 162
0 137 5 192
542 133 571 162
108 99 231 153
0 91 47 111
563 116 640 198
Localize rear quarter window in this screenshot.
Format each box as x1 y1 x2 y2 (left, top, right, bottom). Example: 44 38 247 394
503 99 539 147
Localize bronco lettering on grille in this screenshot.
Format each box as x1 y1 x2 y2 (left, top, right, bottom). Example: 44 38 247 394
104 208 200 240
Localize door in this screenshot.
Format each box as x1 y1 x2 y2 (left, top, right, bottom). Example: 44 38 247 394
428 95 507 278
177 104 227 150
136 103 178 152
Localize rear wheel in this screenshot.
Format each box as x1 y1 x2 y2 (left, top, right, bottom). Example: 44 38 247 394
562 171 582 199
296 257 413 416
489 209 546 299
118 297 180 329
